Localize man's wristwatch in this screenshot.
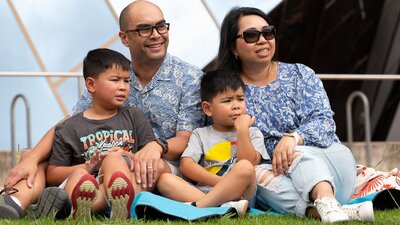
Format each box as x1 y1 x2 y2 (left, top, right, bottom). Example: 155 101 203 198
155 139 169 154
282 132 300 146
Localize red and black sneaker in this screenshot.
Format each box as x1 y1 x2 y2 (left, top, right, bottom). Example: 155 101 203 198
106 171 135 220
71 174 99 220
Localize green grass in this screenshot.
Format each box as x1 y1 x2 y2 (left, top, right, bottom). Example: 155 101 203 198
1 209 399 225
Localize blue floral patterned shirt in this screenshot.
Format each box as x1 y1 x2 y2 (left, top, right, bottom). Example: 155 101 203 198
72 53 204 140
245 62 340 158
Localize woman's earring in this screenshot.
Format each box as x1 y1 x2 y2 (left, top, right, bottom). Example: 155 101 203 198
234 54 238 60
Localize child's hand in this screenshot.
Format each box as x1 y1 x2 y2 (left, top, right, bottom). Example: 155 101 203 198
85 150 104 173
234 114 255 131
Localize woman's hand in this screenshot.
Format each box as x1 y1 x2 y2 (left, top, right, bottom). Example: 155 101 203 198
272 136 296 176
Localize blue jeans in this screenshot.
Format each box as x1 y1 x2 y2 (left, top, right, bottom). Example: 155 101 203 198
255 143 356 217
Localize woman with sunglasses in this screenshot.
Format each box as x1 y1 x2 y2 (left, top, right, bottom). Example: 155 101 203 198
213 7 374 223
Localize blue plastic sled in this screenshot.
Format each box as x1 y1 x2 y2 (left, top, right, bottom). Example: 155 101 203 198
347 189 400 210
130 191 280 221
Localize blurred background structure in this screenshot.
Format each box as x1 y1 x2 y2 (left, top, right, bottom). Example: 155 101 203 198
1 0 399 184
268 0 400 143
0 0 280 151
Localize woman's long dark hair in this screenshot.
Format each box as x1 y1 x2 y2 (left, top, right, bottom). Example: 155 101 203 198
214 7 276 72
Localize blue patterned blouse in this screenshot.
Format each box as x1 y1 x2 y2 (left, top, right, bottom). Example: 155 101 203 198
245 62 340 158
72 53 205 140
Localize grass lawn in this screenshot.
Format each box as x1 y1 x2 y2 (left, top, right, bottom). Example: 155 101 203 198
0 209 399 225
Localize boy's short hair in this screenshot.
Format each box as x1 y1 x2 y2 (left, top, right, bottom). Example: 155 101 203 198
201 69 246 102
83 48 131 80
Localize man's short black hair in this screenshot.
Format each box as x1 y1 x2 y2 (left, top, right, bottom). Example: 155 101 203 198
201 69 245 102
83 48 131 80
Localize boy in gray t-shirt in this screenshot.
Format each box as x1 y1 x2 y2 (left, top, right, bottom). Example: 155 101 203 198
157 69 271 217
47 48 169 221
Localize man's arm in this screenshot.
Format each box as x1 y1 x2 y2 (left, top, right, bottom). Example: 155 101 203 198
5 126 56 188
174 67 204 158
5 88 91 188
162 130 191 161
132 130 189 190
5 116 71 188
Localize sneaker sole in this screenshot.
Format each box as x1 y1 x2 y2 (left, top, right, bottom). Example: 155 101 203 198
362 201 375 222
237 200 249 217
329 217 350 223
0 204 20 219
107 171 135 220
26 187 70 220
358 201 375 222
71 174 99 220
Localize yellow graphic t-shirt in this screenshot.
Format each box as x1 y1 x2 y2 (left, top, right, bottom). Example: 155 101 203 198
181 125 269 193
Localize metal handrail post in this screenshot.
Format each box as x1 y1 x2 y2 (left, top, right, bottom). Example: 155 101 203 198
346 91 371 166
10 94 31 167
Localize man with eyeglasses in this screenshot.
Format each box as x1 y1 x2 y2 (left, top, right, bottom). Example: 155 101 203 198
2 0 203 220
74 0 204 189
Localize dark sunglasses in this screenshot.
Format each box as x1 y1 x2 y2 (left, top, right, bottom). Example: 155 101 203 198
236 26 276 43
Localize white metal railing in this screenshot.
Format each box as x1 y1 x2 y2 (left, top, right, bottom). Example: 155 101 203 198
0 71 83 99
2 72 83 167
1 72 400 167
0 71 82 77
346 91 371 166
317 74 400 80
2 72 400 79
0 71 83 95
10 94 31 167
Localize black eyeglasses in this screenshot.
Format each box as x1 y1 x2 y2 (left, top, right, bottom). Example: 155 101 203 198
124 22 170 37
236 26 276 43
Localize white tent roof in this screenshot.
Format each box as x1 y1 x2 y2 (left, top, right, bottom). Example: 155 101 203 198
0 0 281 150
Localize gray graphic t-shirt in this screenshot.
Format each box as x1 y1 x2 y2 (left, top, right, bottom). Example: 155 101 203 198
181 125 269 193
49 107 154 167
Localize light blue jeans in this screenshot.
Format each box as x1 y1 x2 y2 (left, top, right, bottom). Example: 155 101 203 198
255 143 356 217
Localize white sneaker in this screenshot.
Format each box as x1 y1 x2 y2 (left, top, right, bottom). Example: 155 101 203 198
221 200 248 217
342 201 374 222
314 197 349 223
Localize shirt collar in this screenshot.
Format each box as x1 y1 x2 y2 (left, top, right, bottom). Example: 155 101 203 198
130 53 171 91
